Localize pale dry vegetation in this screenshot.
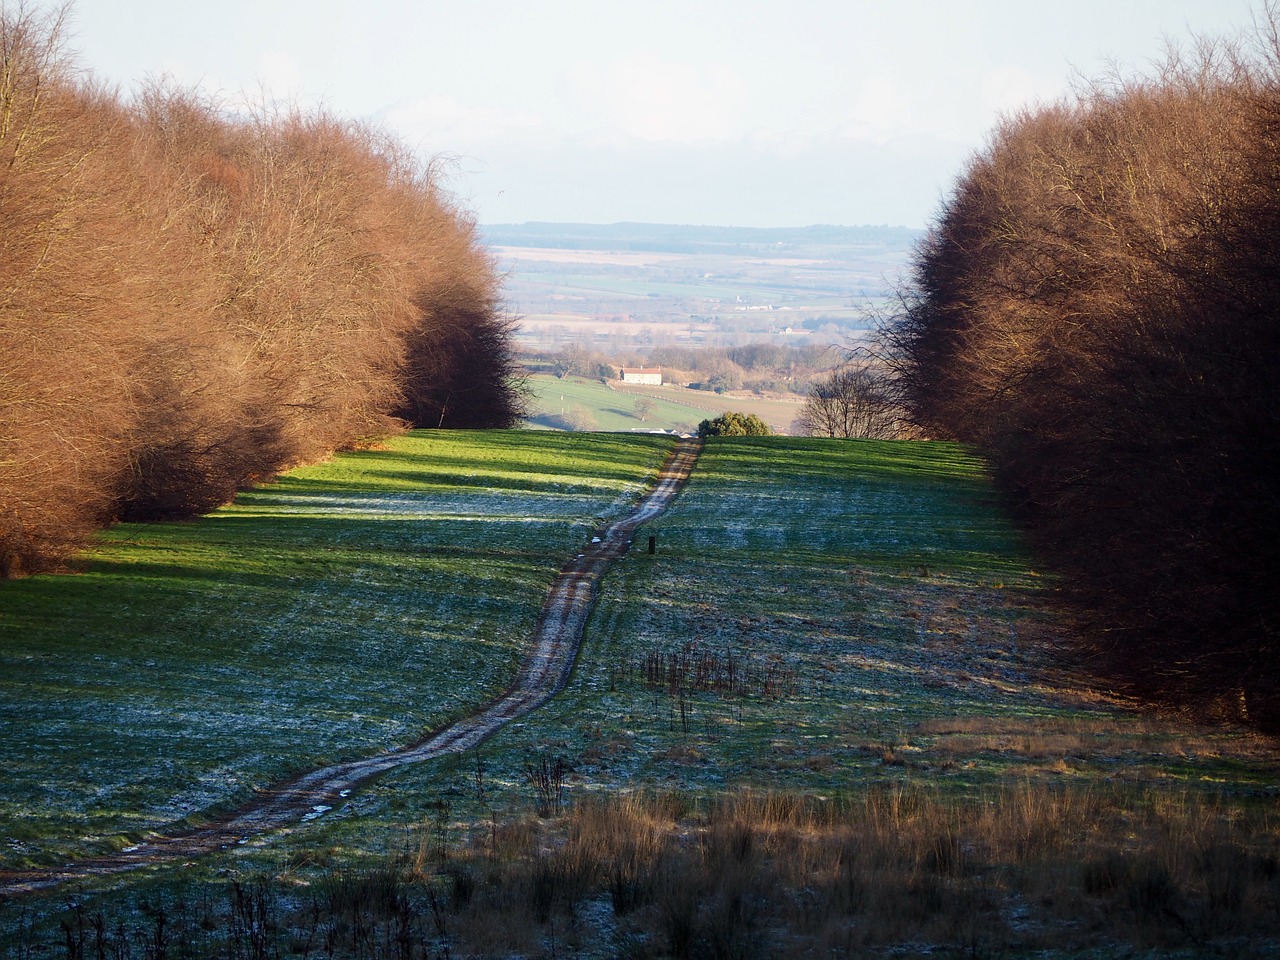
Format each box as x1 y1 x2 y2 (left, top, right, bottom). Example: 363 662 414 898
419 787 1280 957
41 787 1280 958
0 3 523 576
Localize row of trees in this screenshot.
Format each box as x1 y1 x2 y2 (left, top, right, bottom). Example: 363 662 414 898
650 342 836 394
882 17 1280 727
535 342 839 395
0 4 523 577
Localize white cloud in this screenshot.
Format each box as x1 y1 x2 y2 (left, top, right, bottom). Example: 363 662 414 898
978 65 1062 119
256 51 305 100
565 55 746 144
818 65 1062 149
385 95 548 149
837 76 917 145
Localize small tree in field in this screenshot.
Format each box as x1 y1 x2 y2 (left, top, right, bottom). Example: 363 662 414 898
565 405 597 432
697 412 772 437
797 362 898 439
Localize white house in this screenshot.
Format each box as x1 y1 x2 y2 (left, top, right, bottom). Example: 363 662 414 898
620 367 662 385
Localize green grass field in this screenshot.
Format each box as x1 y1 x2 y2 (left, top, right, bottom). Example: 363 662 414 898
525 374 703 433
0 430 674 872
2 432 1276 957
525 373 805 434
358 437 1274 814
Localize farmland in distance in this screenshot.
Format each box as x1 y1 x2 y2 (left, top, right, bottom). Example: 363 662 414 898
483 222 920 353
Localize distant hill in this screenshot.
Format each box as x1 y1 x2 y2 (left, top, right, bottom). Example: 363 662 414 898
480 222 923 258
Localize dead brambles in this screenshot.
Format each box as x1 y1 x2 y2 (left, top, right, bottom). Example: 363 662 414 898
31 783 1280 958
619 640 803 701
524 753 570 817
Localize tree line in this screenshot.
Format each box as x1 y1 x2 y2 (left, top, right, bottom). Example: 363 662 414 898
881 12 1280 728
0 4 523 577
536 341 838 394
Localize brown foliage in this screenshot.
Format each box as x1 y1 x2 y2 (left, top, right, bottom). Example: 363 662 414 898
881 20 1280 727
0 3 518 571
1 5 136 570
393 204 529 429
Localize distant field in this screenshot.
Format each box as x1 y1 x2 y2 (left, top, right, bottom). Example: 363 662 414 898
525 373 806 434
486 223 915 350
493 246 688 267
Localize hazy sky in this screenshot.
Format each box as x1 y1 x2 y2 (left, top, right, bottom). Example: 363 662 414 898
49 0 1261 228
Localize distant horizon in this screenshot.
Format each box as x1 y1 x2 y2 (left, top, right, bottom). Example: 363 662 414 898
47 0 1259 228
480 219 926 230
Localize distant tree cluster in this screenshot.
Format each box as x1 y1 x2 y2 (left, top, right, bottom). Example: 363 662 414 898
547 345 616 381
882 16 1280 727
697 412 772 437
0 5 523 576
651 343 833 394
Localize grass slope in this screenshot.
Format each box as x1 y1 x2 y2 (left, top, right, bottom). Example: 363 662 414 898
0 430 674 872
449 437 1276 799
525 375 701 434
140 437 1274 951
3 434 1276 958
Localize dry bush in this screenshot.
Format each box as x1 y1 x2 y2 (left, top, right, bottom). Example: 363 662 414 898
410 786 1280 956
0 4 518 568
880 20 1280 728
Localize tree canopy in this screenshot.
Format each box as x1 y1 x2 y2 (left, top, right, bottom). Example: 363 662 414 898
880 18 1280 728
697 412 773 437
0 4 523 575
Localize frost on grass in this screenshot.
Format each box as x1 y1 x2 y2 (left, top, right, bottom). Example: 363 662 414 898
0 432 675 871
458 437 1277 806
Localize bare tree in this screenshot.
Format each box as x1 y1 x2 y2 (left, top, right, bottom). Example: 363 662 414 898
796 361 899 439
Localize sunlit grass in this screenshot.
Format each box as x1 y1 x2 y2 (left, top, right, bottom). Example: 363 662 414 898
0 429 674 871
3 433 1277 959
525 374 703 433
235 436 1276 871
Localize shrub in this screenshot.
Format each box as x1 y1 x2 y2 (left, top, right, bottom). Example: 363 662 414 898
697 412 773 437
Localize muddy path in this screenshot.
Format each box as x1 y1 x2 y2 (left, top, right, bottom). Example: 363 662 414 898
1 438 702 899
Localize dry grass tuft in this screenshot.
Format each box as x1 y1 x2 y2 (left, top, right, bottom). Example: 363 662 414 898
37 783 1280 957
405 784 1280 956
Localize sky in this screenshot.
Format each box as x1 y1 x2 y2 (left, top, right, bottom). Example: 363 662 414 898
44 0 1262 228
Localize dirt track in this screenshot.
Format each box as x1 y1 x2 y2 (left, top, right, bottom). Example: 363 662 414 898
0 438 702 899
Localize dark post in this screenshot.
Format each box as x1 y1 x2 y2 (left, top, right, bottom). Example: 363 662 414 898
648 535 656 555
